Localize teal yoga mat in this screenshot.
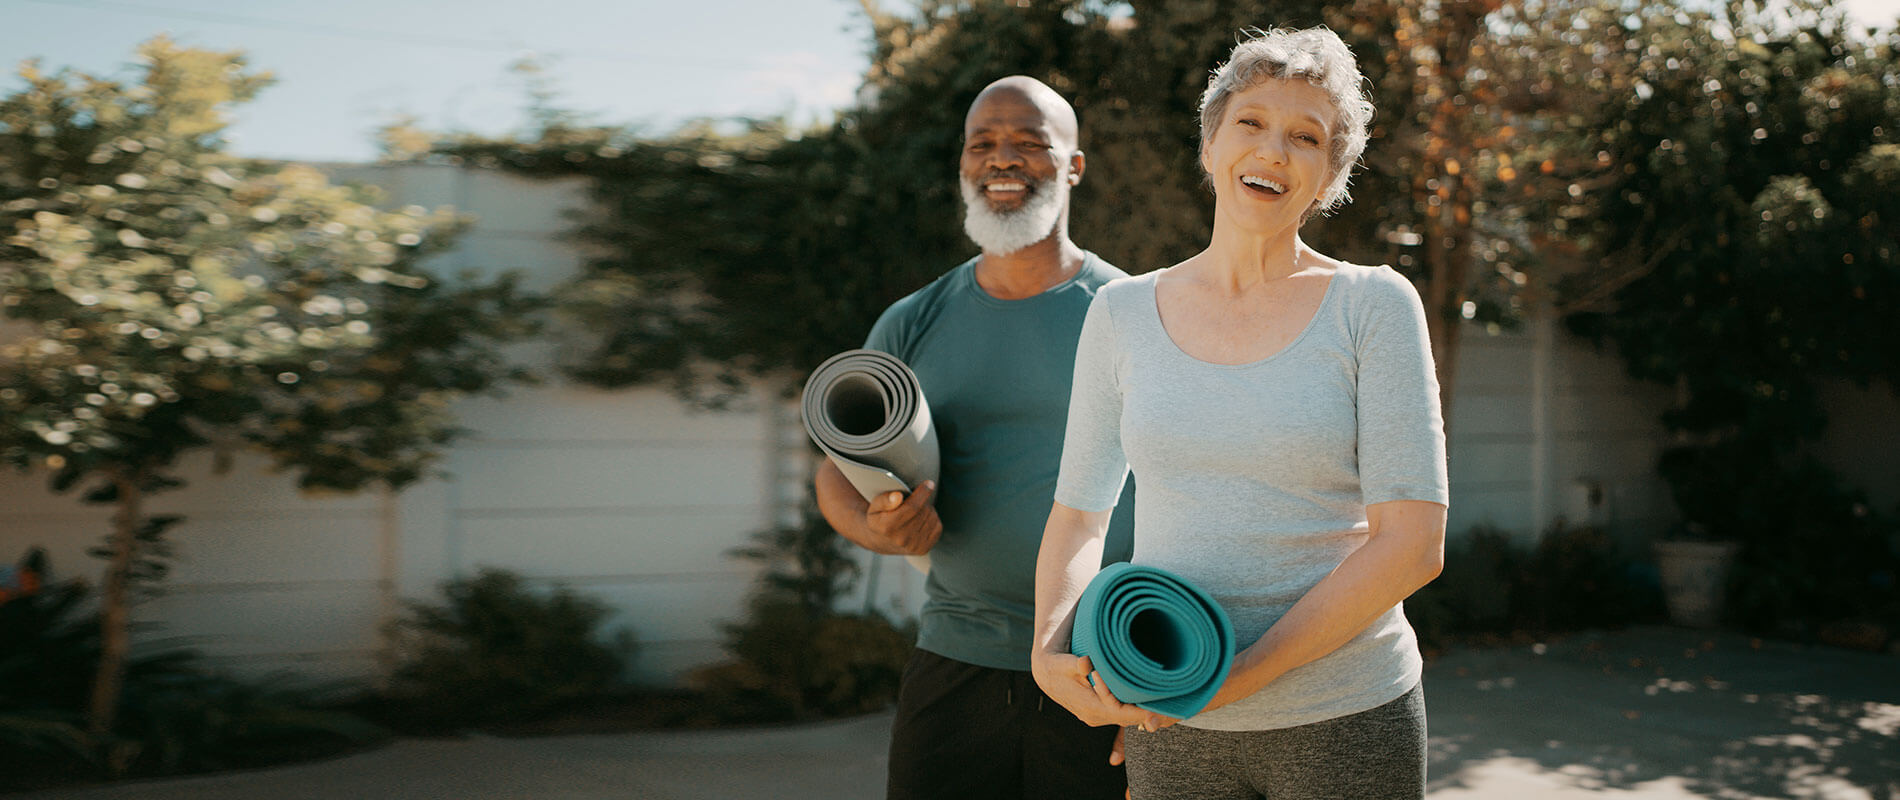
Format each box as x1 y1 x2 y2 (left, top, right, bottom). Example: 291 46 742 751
1070 562 1235 719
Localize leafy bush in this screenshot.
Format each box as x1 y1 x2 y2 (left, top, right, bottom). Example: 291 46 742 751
1408 522 1665 651
381 568 635 730
701 505 914 719
0 575 382 791
1662 443 1900 637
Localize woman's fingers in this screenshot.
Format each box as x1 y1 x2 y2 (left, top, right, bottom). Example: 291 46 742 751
1089 670 1120 706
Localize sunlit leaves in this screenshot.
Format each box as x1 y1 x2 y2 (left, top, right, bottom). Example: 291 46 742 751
0 38 541 494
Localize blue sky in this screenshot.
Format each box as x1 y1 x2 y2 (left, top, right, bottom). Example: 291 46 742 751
1 0 870 162
3 0 1895 163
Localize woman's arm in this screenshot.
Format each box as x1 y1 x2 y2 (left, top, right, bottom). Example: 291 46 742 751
1197 499 1446 714
1030 501 1159 729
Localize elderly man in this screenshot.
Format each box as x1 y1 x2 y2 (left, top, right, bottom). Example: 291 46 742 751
814 75 1136 800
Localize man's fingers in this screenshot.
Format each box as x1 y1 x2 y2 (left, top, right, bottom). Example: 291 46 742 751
1109 727 1125 766
871 491 905 513
904 480 936 508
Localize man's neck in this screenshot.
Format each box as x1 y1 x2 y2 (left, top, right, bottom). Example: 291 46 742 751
973 234 1086 300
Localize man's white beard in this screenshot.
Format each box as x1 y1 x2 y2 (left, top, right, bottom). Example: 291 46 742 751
960 168 1070 255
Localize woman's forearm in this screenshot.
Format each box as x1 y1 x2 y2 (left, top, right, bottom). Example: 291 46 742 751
1212 500 1447 708
1032 502 1113 657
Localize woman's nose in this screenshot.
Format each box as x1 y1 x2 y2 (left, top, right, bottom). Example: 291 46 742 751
1254 138 1287 165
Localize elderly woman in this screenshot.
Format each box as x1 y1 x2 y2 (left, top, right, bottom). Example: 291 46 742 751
1030 26 1449 800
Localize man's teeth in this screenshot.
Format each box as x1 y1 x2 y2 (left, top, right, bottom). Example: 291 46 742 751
986 182 1027 192
1242 176 1286 193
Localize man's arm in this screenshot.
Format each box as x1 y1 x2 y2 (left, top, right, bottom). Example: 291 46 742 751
813 458 943 555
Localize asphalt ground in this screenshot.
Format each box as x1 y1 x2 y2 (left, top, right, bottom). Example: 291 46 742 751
14 626 1897 800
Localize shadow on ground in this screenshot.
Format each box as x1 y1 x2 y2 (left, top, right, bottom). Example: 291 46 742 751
1426 626 1900 799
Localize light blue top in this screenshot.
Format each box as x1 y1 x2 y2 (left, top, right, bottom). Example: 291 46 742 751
867 253 1136 671
1054 264 1448 730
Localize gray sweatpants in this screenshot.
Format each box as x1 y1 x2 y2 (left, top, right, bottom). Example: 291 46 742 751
1121 683 1426 800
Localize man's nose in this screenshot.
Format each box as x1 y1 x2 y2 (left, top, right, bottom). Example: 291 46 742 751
987 142 1027 169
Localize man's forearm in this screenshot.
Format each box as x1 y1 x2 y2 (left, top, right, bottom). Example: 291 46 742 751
814 459 876 547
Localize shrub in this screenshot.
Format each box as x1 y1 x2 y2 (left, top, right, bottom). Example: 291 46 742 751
0 572 382 791
382 568 635 730
702 504 914 719
1408 521 1664 651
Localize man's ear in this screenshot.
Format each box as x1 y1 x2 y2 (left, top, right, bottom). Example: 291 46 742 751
1069 150 1086 185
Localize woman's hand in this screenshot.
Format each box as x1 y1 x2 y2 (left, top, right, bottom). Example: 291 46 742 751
1032 650 1172 731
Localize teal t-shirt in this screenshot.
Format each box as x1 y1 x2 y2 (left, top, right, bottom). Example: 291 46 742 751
865 252 1136 671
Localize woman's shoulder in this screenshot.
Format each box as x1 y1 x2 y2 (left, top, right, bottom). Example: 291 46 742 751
1092 268 1160 308
1327 260 1425 308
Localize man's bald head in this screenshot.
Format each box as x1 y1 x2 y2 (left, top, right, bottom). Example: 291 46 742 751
965 76 1079 151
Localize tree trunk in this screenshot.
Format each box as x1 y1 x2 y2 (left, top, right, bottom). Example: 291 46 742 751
1409 0 1487 433
88 469 142 737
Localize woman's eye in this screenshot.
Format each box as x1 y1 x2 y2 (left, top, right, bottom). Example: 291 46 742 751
1237 118 1261 128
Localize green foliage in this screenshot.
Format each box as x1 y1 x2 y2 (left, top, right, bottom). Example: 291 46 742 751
382 568 635 730
428 0 1360 403
703 506 913 719
1561 5 1900 631
106 671 383 777
0 38 542 493
1408 522 1665 650
1661 442 1900 633
0 577 382 790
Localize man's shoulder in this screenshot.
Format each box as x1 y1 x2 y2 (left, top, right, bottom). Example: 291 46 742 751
885 259 974 317
866 257 977 351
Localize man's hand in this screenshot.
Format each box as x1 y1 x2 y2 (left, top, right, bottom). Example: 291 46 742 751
813 459 943 556
863 481 943 555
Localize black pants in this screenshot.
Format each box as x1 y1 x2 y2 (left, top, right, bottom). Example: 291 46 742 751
886 648 1125 800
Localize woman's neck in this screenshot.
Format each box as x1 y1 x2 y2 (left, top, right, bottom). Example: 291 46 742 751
1196 218 1309 294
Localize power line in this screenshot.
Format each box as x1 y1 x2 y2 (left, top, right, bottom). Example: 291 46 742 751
17 0 851 73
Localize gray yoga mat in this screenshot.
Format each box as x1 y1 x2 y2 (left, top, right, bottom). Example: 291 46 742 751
802 349 939 573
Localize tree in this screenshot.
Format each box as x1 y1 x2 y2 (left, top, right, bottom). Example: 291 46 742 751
430 0 1339 402
0 38 541 739
1561 3 1900 630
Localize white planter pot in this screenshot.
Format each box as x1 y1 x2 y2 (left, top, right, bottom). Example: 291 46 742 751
1655 540 1740 628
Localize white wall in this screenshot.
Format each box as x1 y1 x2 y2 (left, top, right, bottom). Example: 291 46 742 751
1447 316 1676 546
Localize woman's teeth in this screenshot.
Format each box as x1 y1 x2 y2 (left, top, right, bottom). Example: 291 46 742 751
1241 176 1286 194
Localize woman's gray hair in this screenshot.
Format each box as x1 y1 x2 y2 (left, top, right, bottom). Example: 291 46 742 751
1199 27 1375 217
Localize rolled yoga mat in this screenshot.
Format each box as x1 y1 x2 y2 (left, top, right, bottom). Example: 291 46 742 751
1071 561 1236 719
801 349 939 573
